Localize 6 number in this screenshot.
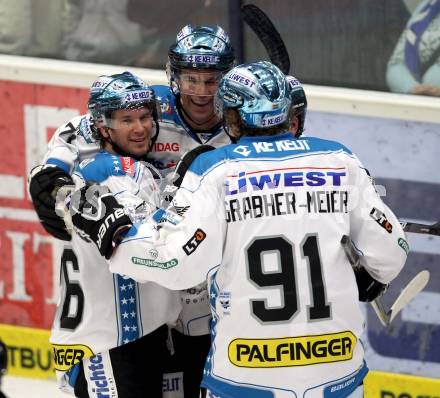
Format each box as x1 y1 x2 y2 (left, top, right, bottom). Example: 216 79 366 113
60 248 84 330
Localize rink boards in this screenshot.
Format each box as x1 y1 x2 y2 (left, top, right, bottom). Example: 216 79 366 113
0 55 439 397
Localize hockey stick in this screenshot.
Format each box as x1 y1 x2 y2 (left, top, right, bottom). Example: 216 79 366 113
400 220 440 236
370 270 430 326
241 4 291 74
340 235 430 327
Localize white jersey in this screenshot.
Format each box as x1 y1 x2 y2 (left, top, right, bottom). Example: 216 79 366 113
40 85 232 336
50 151 181 374
107 133 408 398
43 113 100 173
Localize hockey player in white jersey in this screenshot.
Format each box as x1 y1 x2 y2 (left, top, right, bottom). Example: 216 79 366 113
49 72 181 398
28 25 235 398
70 62 409 398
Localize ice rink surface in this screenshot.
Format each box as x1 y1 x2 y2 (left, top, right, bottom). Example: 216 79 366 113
2 375 66 398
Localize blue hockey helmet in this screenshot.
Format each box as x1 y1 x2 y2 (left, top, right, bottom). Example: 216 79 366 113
167 25 235 95
286 75 307 137
217 61 291 129
168 25 234 71
88 71 160 144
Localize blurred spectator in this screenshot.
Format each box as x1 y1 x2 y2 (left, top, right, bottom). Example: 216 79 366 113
127 0 228 68
0 0 65 58
387 0 440 96
62 0 156 65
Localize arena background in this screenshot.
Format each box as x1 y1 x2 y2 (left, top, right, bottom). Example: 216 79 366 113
0 1 439 397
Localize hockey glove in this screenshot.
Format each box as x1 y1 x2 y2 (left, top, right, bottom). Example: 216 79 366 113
29 165 74 241
354 267 388 302
70 185 133 259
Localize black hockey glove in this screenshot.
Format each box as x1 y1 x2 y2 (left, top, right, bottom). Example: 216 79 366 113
354 267 388 302
29 165 74 241
70 185 133 259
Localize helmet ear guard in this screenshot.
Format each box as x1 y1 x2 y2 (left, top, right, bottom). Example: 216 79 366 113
286 75 307 137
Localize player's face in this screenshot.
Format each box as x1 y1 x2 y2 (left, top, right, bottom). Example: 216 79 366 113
101 106 153 157
178 69 223 129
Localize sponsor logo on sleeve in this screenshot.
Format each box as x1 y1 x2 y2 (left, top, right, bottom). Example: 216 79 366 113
131 257 178 269
120 156 135 176
52 344 95 371
228 331 356 368
370 208 393 233
182 228 207 255
398 238 410 255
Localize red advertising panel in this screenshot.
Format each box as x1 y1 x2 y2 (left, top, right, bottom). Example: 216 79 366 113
0 80 88 329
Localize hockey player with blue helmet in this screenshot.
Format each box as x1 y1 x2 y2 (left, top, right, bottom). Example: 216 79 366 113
87 71 160 159
29 24 237 398
71 61 408 398
49 71 181 398
166 25 234 131
146 24 235 172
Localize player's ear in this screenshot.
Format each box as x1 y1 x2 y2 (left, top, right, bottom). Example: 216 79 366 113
99 127 110 139
290 116 299 137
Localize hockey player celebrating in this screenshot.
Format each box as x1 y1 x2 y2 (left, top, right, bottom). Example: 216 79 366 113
70 61 409 398
49 72 182 398
28 25 235 398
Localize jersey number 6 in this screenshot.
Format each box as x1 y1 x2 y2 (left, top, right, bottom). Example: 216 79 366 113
60 248 85 330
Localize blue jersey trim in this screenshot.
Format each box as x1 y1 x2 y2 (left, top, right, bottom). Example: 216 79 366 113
202 376 276 398
77 151 126 183
151 209 165 223
323 362 368 398
116 274 140 344
66 363 81 388
188 133 353 177
46 158 70 173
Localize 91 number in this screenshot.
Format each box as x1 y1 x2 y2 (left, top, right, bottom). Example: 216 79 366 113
247 235 331 323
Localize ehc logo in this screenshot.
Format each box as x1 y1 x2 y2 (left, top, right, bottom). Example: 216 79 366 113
182 229 206 255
